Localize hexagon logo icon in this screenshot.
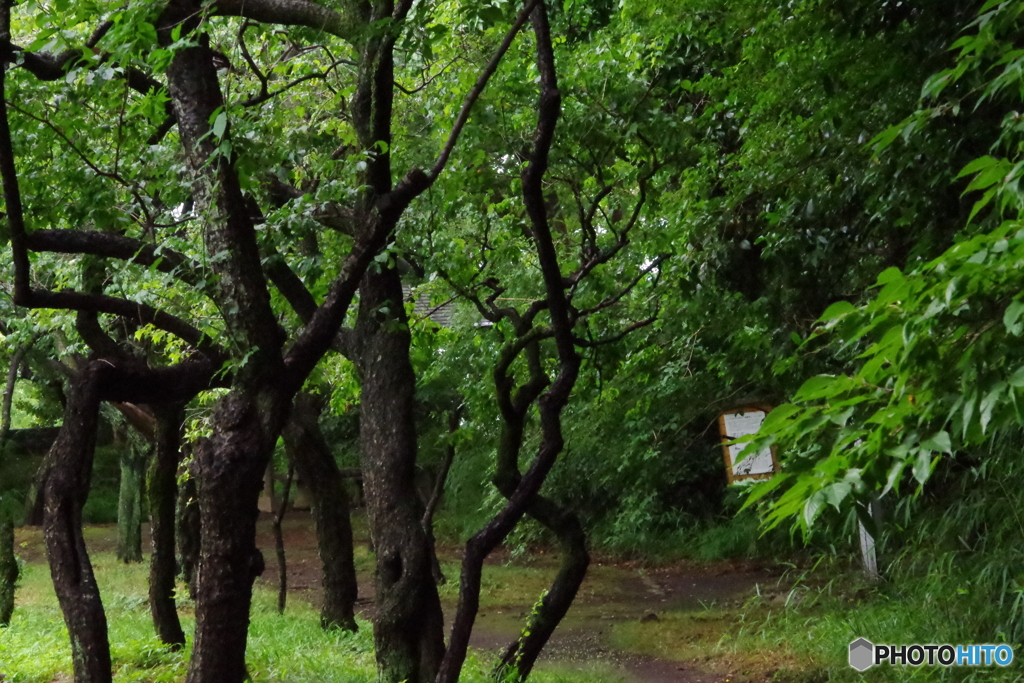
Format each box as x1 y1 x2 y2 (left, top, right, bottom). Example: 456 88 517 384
849 638 874 671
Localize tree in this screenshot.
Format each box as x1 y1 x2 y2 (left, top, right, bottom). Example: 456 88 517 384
0 1 562 681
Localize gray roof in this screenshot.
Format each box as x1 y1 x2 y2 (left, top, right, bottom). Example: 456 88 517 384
402 284 455 327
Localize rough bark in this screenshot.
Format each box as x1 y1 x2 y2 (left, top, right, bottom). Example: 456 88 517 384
494 496 588 681
42 362 112 683
183 390 284 683
175 467 200 600
354 266 445 683
117 442 148 563
148 403 186 649
0 514 17 626
282 393 358 631
273 464 294 614
159 9 289 682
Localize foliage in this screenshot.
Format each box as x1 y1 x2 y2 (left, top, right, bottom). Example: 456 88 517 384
6 0 1024 675
741 0 1024 534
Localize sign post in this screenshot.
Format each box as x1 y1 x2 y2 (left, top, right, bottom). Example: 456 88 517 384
858 498 882 582
718 405 780 483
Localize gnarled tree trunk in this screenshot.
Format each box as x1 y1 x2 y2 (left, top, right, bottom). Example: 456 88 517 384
183 390 284 683
43 361 112 683
282 392 358 631
354 266 445 683
494 495 588 681
148 403 186 649
438 6 587 681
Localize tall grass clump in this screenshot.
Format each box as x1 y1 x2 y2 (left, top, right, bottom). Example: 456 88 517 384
724 433 1024 681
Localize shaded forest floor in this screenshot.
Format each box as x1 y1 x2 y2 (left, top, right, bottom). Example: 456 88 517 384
11 513 805 683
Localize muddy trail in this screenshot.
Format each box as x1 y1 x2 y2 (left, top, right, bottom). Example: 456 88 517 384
253 513 787 683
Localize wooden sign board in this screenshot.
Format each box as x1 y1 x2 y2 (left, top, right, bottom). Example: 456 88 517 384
718 405 780 484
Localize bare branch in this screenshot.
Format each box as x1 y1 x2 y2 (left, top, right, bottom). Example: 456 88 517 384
262 250 318 323
573 315 658 348
237 21 270 98
0 3 33 300
394 55 462 96
238 57 352 108
575 254 666 318
282 212 391 389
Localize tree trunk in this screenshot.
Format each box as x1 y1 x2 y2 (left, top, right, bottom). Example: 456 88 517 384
273 464 294 614
0 337 34 462
440 7 585 680
354 266 445 683
421 408 459 586
43 362 112 683
25 449 51 526
117 441 148 563
0 514 17 626
183 390 283 683
494 496 588 681
148 403 186 649
176 466 200 600
282 392 358 631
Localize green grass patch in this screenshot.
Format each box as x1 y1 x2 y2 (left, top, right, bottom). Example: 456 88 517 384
0 551 624 683
610 562 1024 683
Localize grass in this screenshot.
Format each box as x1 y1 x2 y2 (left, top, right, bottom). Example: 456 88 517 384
0 552 625 683
608 558 1024 683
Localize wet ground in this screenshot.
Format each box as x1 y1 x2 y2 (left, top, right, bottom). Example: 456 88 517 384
14 513 788 683
253 513 787 683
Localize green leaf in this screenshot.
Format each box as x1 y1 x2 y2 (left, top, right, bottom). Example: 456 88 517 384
1004 300 1024 335
920 431 952 453
882 459 907 496
957 155 998 179
980 381 1007 433
913 450 935 485
758 404 802 434
803 490 826 527
1008 367 1024 387
212 111 228 139
794 375 840 402
822 482 852 510
818 300 856 322
968 186 998 224
739 473 792 511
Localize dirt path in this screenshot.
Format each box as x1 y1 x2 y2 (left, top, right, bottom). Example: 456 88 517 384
254 513 784 683
13 514 783 682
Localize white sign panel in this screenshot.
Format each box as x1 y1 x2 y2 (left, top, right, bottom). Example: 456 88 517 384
718 407 778 483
